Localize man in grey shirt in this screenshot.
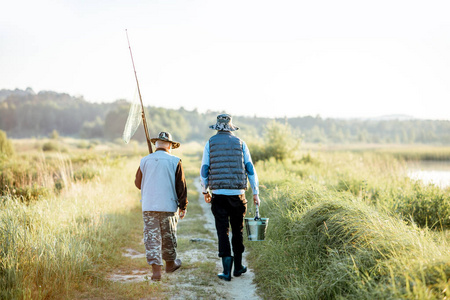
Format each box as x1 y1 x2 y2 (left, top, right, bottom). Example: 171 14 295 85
135 131 188 281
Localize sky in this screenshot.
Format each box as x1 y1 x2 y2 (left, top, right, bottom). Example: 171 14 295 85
1 0 450 120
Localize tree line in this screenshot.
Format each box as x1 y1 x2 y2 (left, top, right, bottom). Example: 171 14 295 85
1 88 449 145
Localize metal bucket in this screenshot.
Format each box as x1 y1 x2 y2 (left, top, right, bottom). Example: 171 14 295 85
245 204 269 241
245 217 269 241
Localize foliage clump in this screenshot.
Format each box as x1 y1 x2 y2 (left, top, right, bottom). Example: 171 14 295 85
2 88 450 145
249 193 450 299
42 141 60 151
393 182 450 229
247 151 450 299
0 129 14 158
248 121 301 163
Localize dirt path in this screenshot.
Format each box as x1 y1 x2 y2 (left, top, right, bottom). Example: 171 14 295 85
108 180 261 300
194 181 261 300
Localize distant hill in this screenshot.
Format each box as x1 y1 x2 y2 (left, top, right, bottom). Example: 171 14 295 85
0 87 35 102
367 114 417 121
0 88 449 145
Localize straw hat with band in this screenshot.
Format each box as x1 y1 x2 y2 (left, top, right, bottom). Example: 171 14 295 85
150 131 180 149
209 114 239 131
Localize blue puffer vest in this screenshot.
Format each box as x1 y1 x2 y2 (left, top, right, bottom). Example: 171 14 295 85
208 131 247 190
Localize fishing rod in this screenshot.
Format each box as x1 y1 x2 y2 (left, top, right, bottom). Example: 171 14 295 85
126 29 153 154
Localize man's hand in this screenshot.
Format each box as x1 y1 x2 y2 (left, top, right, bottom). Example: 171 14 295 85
179 209 187 219
204 192 211 203
253 194 261 206
134 167 142 190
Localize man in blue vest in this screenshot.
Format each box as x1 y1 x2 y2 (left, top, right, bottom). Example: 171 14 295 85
135 131 188 281
200 114 261 281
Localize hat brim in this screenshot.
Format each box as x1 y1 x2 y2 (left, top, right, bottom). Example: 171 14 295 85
150 138 180 149
209 124 239 131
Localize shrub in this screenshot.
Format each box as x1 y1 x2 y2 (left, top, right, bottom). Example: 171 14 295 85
13 184 51 203
42 141 59 152
247 141 270 163
73 166 99 182
0 154 73 202
264 121 301 161
249 194 450 299
0 130 14 158
248 121 302 163
393 182 450 229
247 153 450 299
50 129 59 140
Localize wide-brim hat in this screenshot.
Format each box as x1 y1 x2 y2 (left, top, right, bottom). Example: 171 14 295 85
209 114 239 131
150 131 180 149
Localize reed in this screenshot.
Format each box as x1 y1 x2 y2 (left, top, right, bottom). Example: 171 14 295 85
0 140 203 299
360 145 450 161
3 138 450 299
248 189 450 299
246 150 450 299
0 153 74 202
0 153 145 299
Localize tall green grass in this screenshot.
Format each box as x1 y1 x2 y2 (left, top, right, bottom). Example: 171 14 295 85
246 150 450 299
0 153 72 202
0 140 205 299
283 151 450 229
0 151 109 202
249 196 450 299
374 146 450 161
0 154 144 299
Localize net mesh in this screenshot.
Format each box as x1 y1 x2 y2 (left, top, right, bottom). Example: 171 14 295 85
122 89 142 144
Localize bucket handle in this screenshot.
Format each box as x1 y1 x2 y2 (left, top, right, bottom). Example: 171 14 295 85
254 204 260 220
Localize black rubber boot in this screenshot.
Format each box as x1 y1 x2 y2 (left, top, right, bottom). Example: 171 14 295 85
218 256 233 281
233 253 247 277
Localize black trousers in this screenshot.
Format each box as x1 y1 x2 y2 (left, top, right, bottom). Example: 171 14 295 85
211 193 247 257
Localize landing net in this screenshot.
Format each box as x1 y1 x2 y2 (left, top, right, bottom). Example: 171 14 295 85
122 88 142 144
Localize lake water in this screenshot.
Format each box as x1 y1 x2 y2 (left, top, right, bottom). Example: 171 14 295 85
407 161 450 188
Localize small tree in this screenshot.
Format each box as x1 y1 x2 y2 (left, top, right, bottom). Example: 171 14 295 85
50 129 59 140
0 129 14 158
263 121 301 161
247 141 270 163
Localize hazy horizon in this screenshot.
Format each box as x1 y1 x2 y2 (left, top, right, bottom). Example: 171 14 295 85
2 0 450 120
3 86 447 122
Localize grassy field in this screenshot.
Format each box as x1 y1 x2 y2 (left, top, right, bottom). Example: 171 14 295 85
246 147 450 299
2 139 450 299
1 141 144 299
0 139 206 299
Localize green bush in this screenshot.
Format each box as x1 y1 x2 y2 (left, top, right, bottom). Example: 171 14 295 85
392 182 450 229
248 121 302 163
42 141 60 152
297 152 319 165
50 129 59 140
13 184 51 203
248 194 450 299
247 153 450 299
247 141 270 163
0 130 14 158
1 154 74 202
73 166 99 182
264 121 301 161
328 153 450 230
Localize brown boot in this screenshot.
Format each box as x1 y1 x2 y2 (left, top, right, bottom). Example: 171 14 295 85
165 258 182 273
151 264 162 281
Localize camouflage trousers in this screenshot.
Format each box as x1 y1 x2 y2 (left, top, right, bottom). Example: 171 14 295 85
143 211 179 266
